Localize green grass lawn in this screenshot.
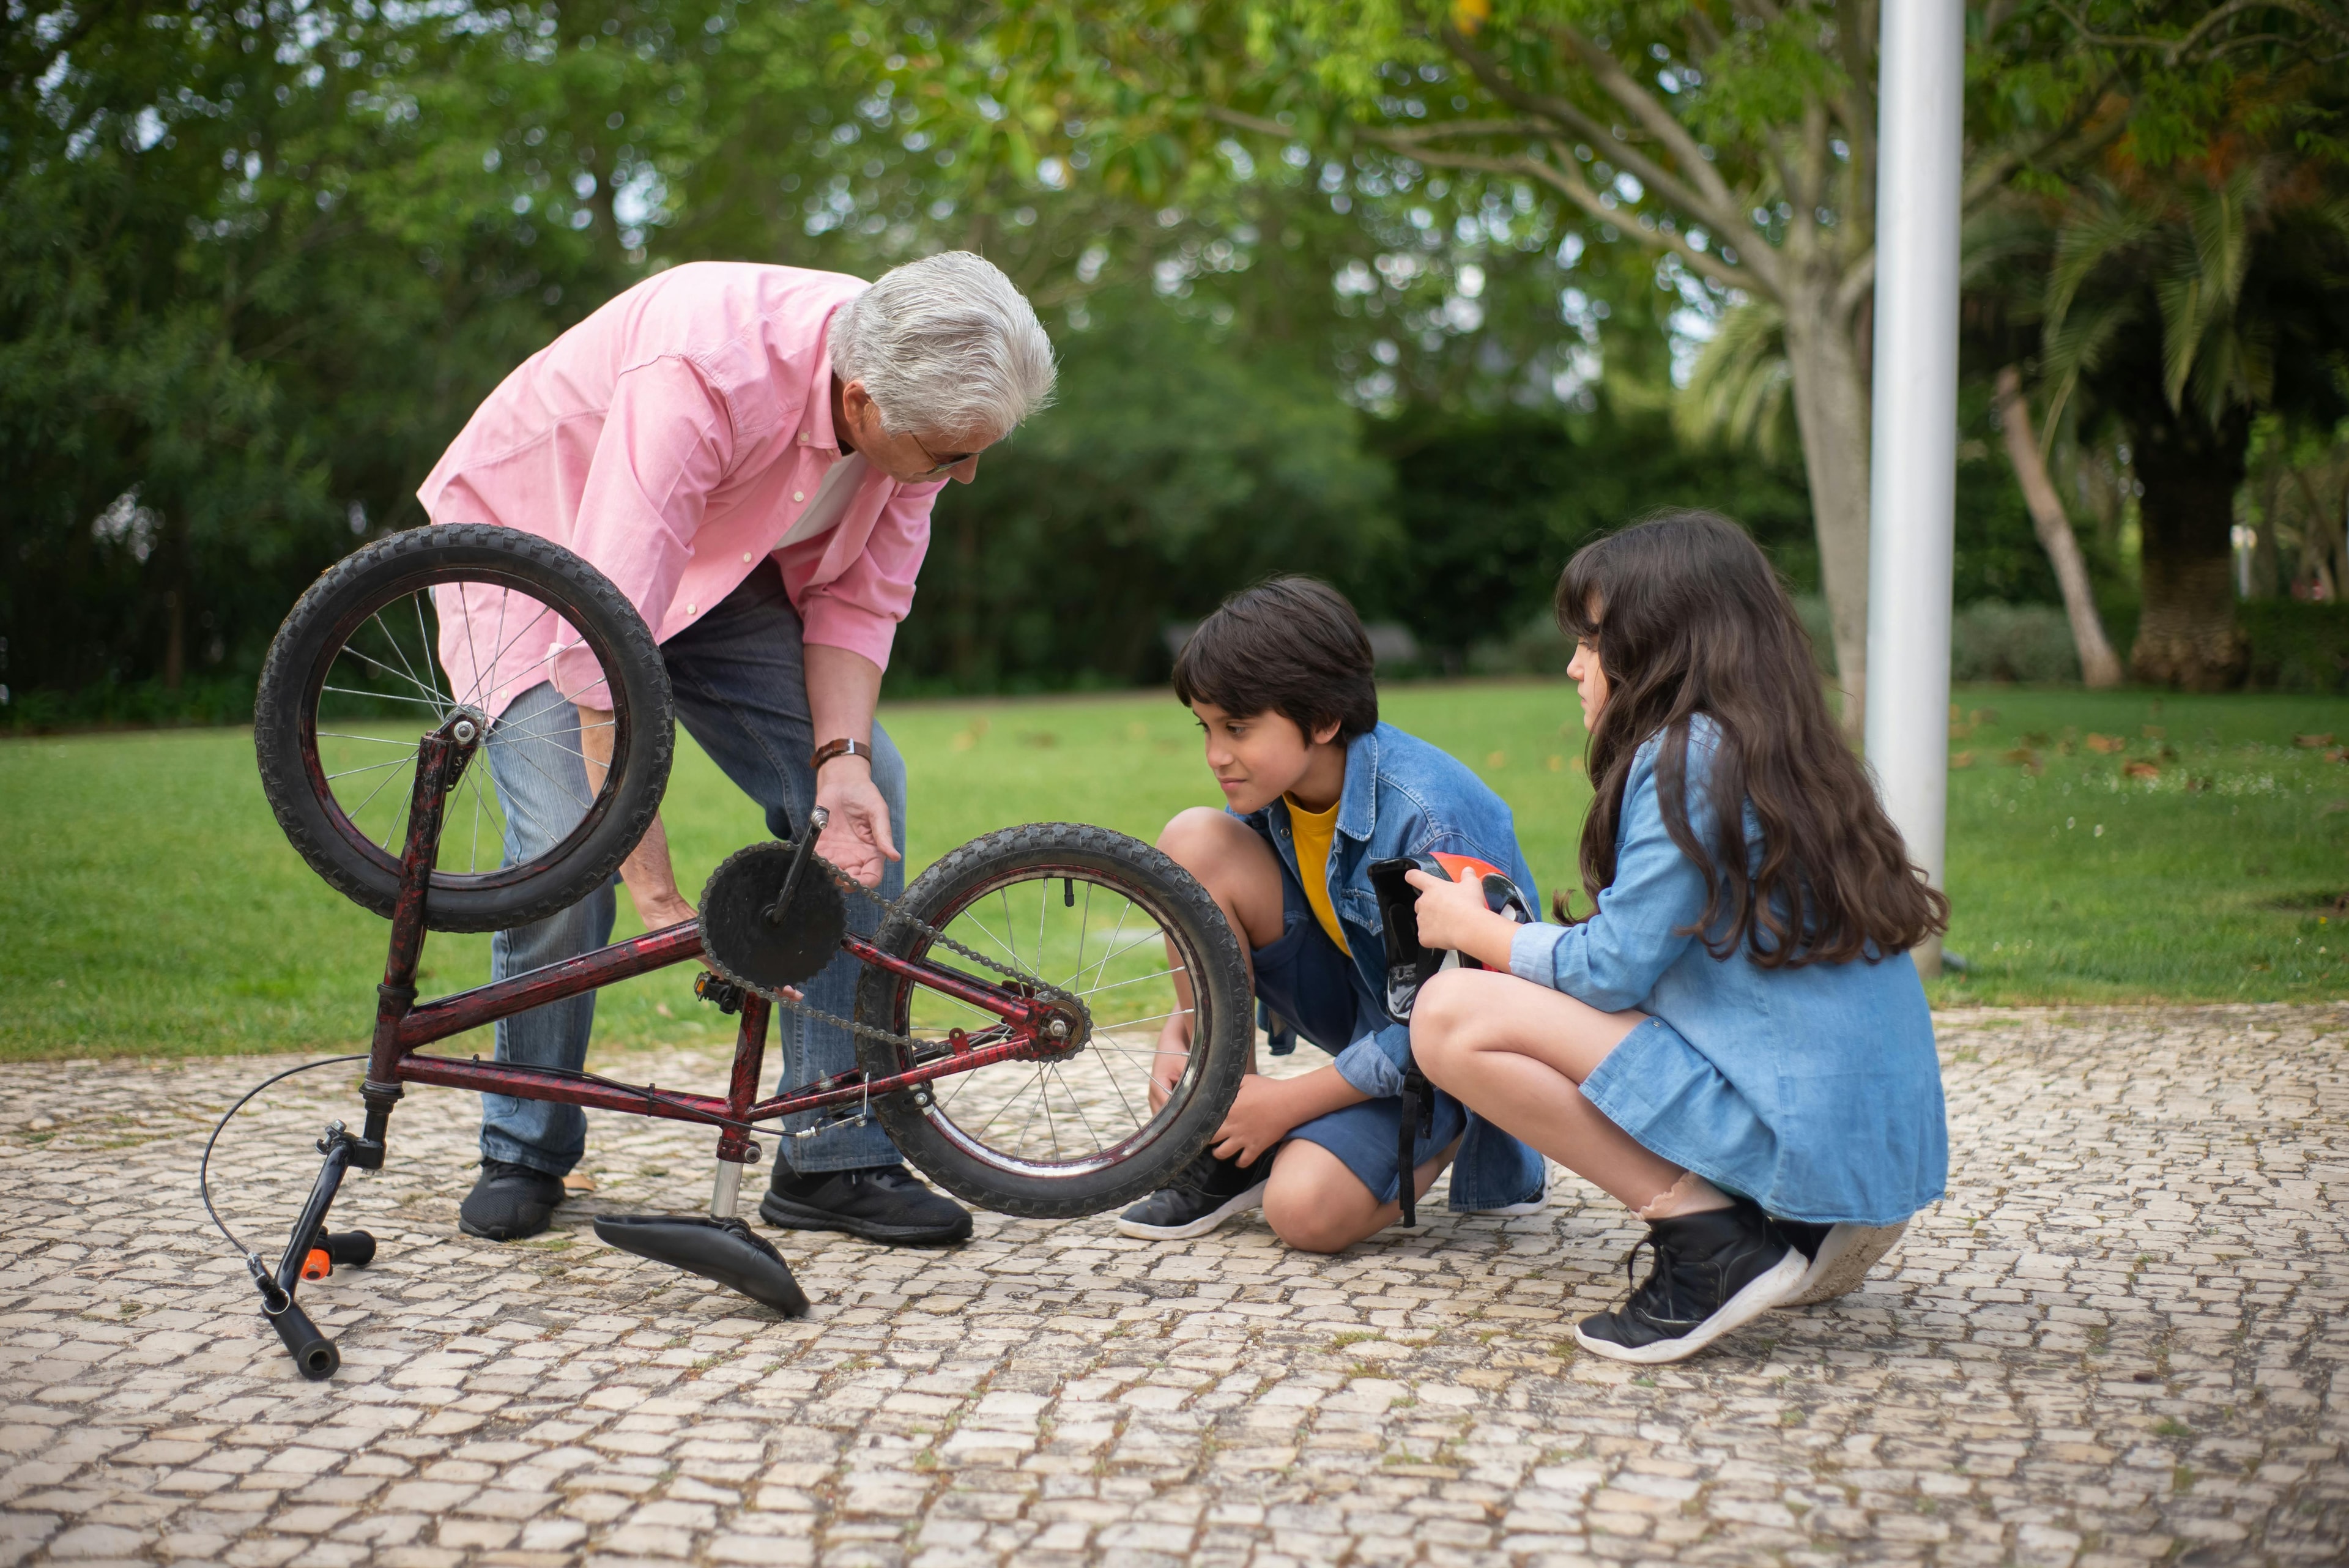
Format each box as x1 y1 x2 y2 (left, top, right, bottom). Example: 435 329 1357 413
2 682 2343 1061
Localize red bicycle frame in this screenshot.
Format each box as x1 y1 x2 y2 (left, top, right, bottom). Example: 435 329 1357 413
347 718 1069 1174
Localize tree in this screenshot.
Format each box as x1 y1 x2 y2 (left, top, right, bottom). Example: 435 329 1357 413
1989 365 2124 685
856 0 2131 729
2035 151 2349 685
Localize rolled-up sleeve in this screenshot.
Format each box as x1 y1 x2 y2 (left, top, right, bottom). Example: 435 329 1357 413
799 481 939 669
1334 1022 1411 1098
1508 744 1713 1011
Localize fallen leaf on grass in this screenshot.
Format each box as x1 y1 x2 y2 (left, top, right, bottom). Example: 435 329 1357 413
2085 734 2126 754
2294 733 2336 749
562 1173 597 1194
1019 731 1059 749
1950 751 1975 770
2123 760 2161 779
2002 747 2043 773
2326 748 2348 764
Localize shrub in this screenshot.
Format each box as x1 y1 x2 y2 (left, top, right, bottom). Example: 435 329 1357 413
2240 600 2349 692
1950 602 2081 683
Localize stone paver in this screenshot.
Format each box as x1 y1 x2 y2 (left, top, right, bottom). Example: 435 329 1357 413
2 1004 2345 1566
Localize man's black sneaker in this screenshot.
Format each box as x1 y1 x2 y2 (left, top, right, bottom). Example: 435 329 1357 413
1573 1197 1804 1364
758 1163 973 1245
1115 1148 1272 1240
459 1158 566 1241
1773 1217 1910 1307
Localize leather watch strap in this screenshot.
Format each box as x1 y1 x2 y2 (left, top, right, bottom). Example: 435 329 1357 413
811 737 872 771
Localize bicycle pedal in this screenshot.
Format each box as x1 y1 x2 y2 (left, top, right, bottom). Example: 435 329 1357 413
694 970 748 1015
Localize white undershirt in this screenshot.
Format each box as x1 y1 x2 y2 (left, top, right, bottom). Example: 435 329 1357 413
778 451 869 550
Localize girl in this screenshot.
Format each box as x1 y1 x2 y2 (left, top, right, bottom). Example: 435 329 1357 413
1405 511 1948 1364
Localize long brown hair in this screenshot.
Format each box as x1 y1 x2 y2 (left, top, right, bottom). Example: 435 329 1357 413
1556 511 1948 965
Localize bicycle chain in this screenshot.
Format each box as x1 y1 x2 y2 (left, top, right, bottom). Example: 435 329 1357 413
715 844 1085 1071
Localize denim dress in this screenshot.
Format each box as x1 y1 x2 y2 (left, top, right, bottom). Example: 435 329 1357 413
1508 719 1948 1226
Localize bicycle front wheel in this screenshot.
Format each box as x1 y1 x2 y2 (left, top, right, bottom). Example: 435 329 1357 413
253 524 673 933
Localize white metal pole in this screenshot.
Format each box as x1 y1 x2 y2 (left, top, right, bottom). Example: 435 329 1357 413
1864 0 1966 978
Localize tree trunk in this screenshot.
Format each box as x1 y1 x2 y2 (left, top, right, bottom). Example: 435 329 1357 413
1779 287 1874 737
163 587 186 692
1992 366 2123 688
2128 406 2252 689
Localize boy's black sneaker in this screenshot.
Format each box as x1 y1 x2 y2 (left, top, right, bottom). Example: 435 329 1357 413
1115 1148 1273 1240
1574 1197 1805 1364
758 1163 973 1245
459 1158 566 1241
1773 1217 1910 1306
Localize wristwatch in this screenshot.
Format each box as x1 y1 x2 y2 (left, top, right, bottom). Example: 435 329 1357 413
811 737 873 771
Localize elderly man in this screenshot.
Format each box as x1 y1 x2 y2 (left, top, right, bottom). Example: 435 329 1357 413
418 252 1055 1244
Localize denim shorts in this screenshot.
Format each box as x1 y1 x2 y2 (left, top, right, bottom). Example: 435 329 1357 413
1250 864 1466 1205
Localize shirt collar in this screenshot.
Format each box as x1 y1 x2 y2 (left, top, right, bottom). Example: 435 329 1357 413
1337 724 1380 841
801 303 848 453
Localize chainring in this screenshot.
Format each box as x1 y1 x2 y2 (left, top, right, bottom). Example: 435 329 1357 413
699 841 850 992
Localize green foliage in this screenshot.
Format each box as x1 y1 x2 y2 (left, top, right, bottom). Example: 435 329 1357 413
0 0 743 700
888 293 1395 694
1950 603 2081 683
2240 600 2349 693
1367 403 1815 662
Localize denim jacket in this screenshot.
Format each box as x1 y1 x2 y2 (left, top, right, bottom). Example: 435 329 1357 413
1237 722 1549 1211
1505 718 1948 1224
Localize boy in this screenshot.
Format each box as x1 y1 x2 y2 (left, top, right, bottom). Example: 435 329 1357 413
1119 578 1548 1249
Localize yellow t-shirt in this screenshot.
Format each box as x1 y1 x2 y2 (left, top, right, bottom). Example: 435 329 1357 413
1285 793 1351 956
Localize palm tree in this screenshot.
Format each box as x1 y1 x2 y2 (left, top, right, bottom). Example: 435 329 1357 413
2036 149 2349 687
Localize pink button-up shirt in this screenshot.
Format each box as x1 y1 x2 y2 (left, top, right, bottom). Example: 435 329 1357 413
418 262 941 715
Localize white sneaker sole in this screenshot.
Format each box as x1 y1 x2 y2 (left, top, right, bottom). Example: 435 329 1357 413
1470 1194 1548 1216
1778 1219 1909 1307
1114 1180 1268 1241
1573 1246 1806 1364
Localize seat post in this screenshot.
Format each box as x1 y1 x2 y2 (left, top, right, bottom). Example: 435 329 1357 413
710 992 769 1219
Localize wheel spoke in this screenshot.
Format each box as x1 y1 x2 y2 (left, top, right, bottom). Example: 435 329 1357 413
374 606 439 713
324 756 419 782
336 754 412 830
321 683 442 708
336 639 448 708
410 592 445 708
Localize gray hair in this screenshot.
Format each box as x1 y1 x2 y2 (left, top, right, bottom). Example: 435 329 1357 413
828 251 1056 440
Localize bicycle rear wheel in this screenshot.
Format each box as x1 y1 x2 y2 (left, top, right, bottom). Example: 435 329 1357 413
253 524 673 933
853 823 1253 1219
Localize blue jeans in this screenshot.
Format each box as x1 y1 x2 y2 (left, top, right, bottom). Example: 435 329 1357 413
478 562 907 1176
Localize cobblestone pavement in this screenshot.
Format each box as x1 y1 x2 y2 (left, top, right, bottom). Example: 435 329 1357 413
3 1005 2344 1568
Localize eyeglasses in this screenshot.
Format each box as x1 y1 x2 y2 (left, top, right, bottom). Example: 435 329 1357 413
907 432 976 478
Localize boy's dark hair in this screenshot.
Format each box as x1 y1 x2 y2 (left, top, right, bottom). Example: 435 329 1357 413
1172 576 1379 743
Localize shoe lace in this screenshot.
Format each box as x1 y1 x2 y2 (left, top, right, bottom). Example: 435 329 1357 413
1619 1234 1695 1327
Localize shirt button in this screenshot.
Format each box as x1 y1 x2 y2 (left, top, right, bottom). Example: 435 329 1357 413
793 491 805 502
686 604 696 615
799 433 810 444
741 552 752 563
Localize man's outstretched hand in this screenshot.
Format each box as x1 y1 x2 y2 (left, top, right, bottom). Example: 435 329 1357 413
814 762 900 888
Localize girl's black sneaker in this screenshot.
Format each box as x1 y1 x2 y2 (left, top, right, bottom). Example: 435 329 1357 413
1574 1197 1805 1364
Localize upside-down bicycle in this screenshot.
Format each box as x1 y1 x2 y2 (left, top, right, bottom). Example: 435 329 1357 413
215 525 1252 1379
